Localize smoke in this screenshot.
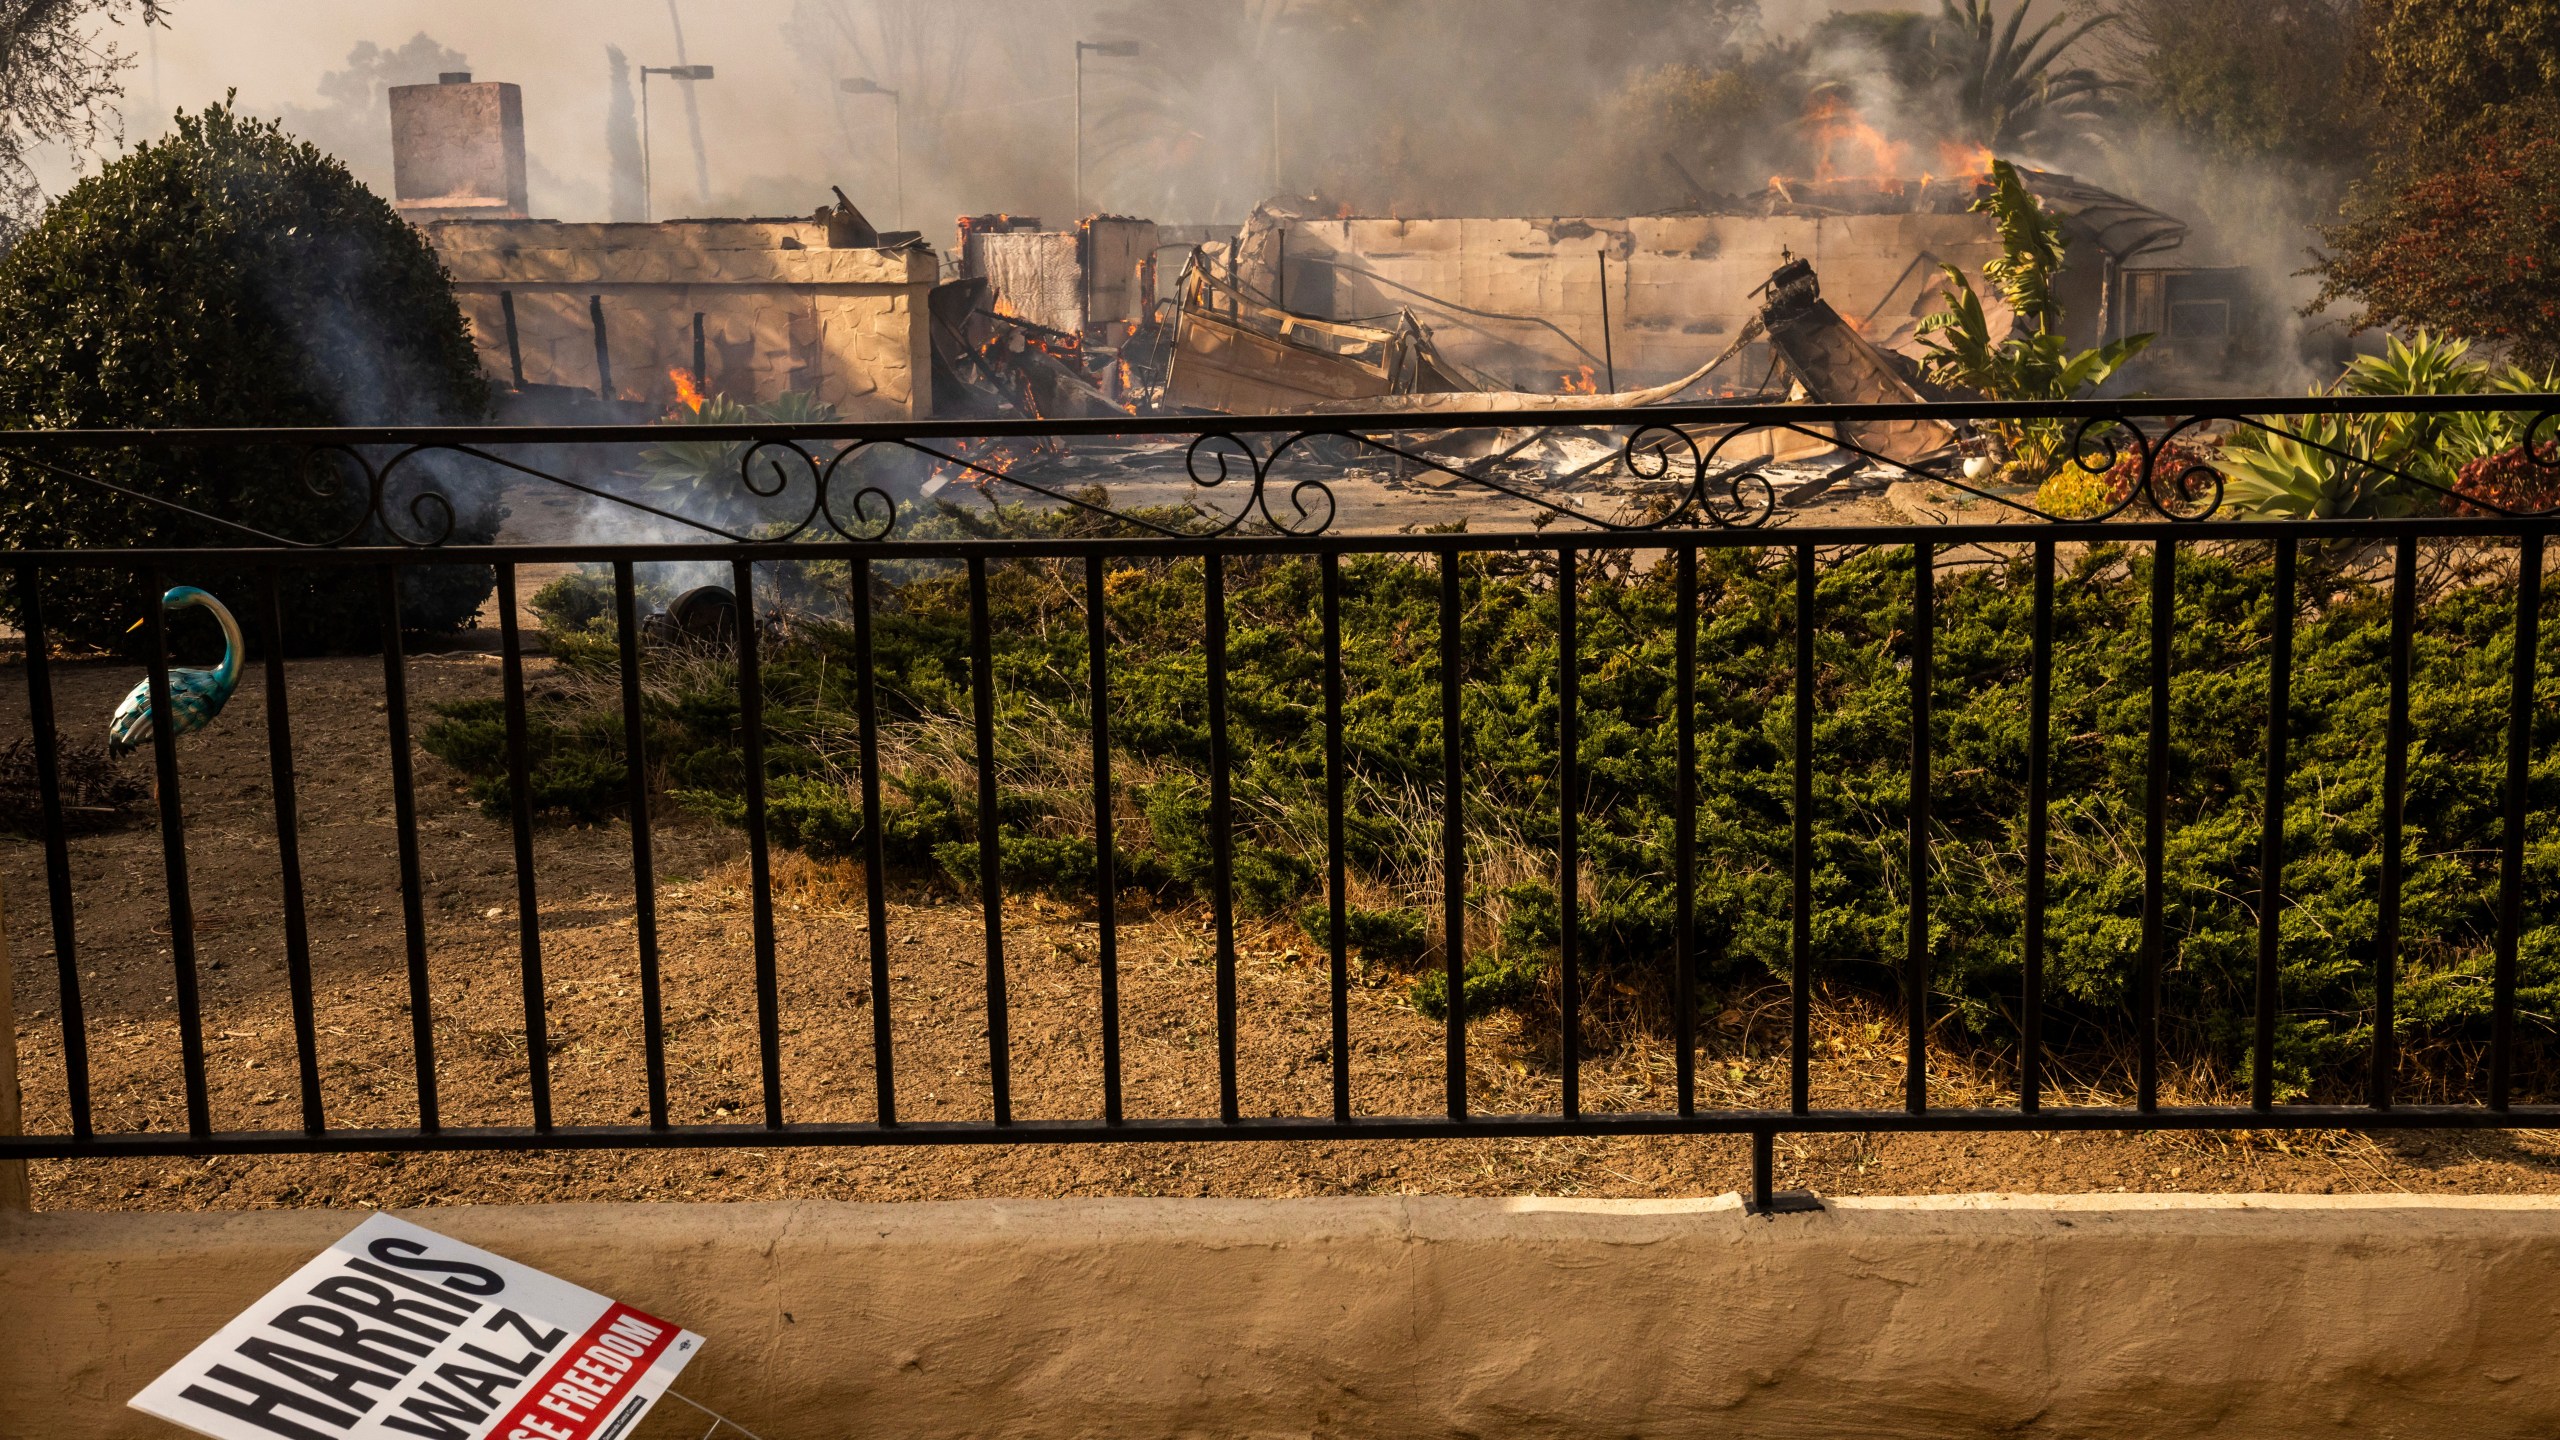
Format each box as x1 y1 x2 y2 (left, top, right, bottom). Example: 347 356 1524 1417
663 0 712 207
160 0 2354 394
273 33 467 192
158 2 1962 229
755 0 1773 228
246 220 503 546
604 45 642 221
96 2 2123 228
774 0 1074 227
1071 0 1766 220
2061 0 2373 388
2069 130 2342 390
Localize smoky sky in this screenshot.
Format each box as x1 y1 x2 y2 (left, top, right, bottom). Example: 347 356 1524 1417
53 0 1967 231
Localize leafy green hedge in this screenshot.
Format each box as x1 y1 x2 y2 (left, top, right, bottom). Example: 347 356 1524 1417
0 104 494 650
430 538 2560 1097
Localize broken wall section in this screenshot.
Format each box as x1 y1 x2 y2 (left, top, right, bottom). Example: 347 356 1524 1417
425 219 939 420
960 216 1160 342
1261 213 2018 393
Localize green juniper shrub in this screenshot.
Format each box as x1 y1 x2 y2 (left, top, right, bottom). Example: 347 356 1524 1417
421 525 2560 1100
0 103 495 650
677 774 975 869
418 699 630 823
1139 775 1314 915
529 571 617 630
1411 949 1551 1023
1297 904 1431 965
528 568 680 668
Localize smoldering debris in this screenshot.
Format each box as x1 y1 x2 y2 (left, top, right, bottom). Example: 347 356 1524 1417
930 214 1165 420
1159 263 1478 413
907 224 1970 525
641 584 739 650
1756 259 1956 462
384 20 2269 538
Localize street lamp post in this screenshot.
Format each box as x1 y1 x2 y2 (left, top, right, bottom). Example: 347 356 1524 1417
839 77 902 229
1074 39 1140 220
639 63 716 222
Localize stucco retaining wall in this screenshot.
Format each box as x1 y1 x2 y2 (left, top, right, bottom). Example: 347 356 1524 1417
8 1192 2558 1439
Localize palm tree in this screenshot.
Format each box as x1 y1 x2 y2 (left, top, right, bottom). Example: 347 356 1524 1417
1934 0 2119 153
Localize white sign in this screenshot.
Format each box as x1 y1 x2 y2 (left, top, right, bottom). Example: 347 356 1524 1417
131 1214 702 1440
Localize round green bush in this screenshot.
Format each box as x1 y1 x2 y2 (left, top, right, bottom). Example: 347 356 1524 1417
0 102 495 651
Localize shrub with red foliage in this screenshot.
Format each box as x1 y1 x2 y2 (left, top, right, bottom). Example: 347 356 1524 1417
2097 437 2223 509
2452 442 2560 516
2319 101 2560 369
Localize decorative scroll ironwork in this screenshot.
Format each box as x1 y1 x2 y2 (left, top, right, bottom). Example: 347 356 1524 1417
3 395 2558 548
9 396 2560 1187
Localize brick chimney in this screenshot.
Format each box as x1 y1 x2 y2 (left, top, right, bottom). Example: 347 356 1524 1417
388 75 529 222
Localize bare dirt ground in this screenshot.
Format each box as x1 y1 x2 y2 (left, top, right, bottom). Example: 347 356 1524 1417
8 637 2560 1213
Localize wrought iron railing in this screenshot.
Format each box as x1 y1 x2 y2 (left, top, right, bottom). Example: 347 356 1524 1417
2 397 2556 1212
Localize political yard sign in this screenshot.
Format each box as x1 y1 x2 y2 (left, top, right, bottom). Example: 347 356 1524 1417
130 1214 702 1440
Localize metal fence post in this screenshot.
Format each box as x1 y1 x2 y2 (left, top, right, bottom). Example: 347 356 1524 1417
0 407 2549 1172
0 878 27 1211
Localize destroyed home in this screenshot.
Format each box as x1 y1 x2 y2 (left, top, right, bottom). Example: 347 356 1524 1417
1171 166 2188 402
396 72 939 420
955 213 1159 350
431 218 939 420
19 5 2560 1438
383 66 2240 447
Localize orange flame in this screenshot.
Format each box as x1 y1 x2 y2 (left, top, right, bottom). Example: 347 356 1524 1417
668 367 706 414
1560 364 1599 395
1803 94 1909 185
1936 141 1996 179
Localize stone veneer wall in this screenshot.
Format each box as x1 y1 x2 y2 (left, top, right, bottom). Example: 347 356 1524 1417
425 219 940 420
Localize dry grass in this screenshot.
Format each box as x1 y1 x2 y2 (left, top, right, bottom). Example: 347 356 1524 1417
11 648 2560 1213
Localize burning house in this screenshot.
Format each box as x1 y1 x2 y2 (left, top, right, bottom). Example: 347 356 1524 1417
926 213 1171 416
391 74 940 421
430 217 939 421
956 214 1159 347
378 71 2241 465
1196 166 2188 404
